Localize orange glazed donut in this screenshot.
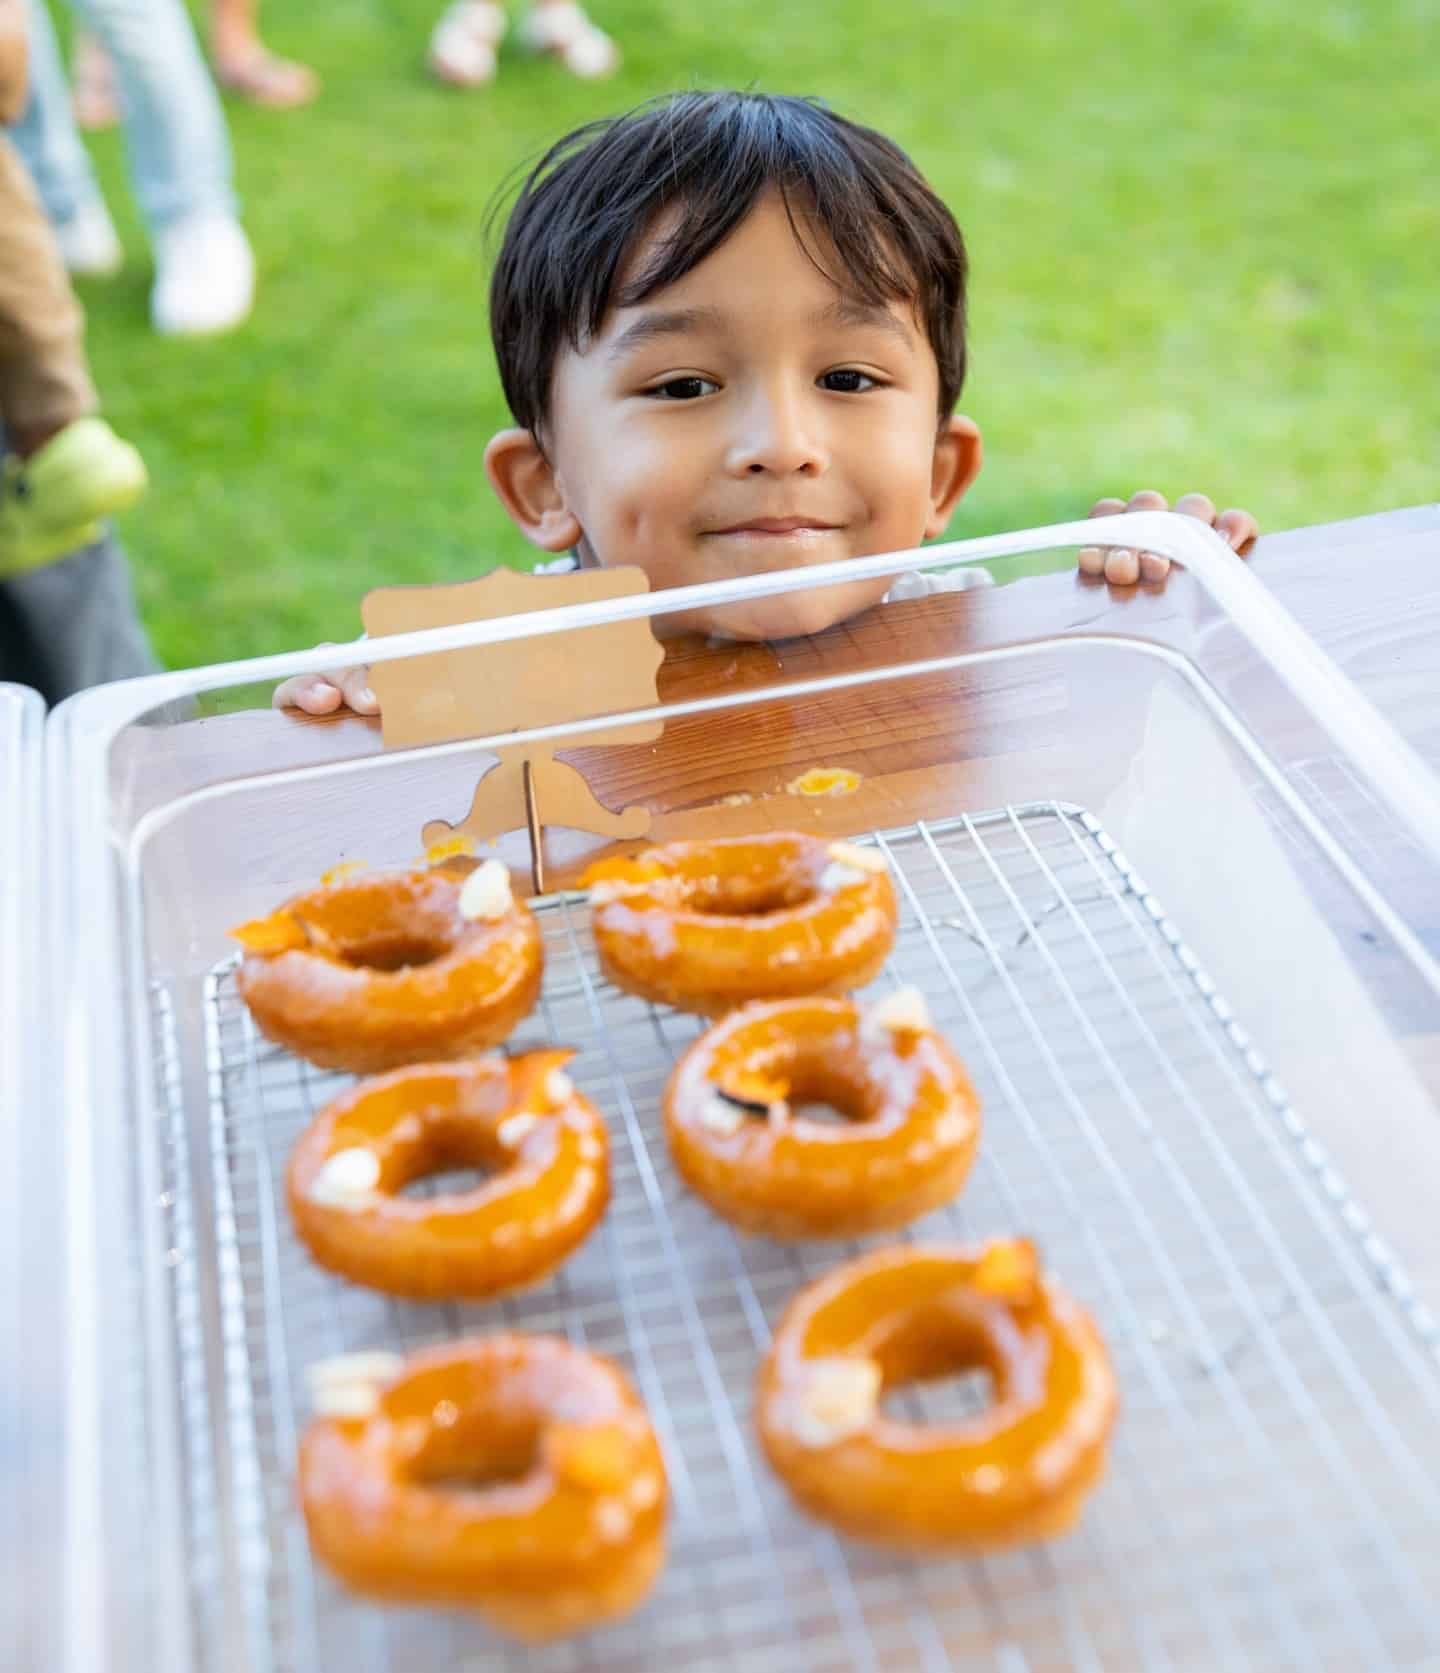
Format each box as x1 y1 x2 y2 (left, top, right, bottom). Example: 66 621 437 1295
583 831 898 1015
757 1240 1118 1549
664 989 980 1238
299 1335 667 1638
231 858 542 1072
287 1051 608 1300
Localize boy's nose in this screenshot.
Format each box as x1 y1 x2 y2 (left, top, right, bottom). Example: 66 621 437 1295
725 388 827 477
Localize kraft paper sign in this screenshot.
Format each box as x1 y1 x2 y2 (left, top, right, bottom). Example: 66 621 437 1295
362 565 663 858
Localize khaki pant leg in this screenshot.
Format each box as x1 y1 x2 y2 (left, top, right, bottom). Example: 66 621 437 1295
0 133 96 433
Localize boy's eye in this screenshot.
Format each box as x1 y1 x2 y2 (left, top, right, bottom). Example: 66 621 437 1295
646 376 719 401
819 369 879 393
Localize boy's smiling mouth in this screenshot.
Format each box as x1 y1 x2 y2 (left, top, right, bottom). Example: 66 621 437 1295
704 517 844 540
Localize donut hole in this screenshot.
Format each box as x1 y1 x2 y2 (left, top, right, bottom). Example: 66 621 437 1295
785 1057 875 1128
399 1164 495 1198
343 930 455 972
872 1304 1007 1427
391 1122 510 1197
408 1416 544 1489
298 879 459 971
881 1365 996 1424
790 1100 859 1128
692 874 816 918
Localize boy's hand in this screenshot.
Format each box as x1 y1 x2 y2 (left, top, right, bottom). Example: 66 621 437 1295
273 651 379 716
1077 491 1258 586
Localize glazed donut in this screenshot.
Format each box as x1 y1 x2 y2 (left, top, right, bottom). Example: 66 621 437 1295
231 858 542 1072
584 832 898 1015
287 1050 608 1300
664 989 980 1238
757 1239 1118 1549
299 1335 667 1638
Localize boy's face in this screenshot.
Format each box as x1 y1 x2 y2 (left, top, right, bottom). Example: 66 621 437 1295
487 191 981 640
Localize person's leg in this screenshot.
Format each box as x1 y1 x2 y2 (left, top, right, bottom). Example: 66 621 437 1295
71 27 120 130
0 526 158 701
0 149 147 574
0 134 97 444
67 0 254 332
9 0 122 275
211 0 318 108
68 0 237 231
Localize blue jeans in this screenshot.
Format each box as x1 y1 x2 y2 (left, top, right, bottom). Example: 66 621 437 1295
12 0 238 236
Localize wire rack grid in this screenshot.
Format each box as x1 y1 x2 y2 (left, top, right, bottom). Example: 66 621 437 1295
175 803 1440 1673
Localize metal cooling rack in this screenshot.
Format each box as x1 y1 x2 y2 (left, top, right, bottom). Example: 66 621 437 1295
185 804 1440 1673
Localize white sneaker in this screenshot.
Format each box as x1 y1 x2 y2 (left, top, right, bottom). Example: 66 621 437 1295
518 3 620 76
150 213 255 336
54 200 124 278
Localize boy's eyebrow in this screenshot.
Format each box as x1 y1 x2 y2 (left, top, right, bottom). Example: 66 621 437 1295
813 297 916 344
605 305 727 362
603 297 916 364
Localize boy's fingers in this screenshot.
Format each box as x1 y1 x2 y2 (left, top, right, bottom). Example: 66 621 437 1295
1173 491 1216 524
274 674 342 714
1087 496 1127 520
1079 497 1130 575
1127 492 1167 578
1217 507 1259 553
336 666 379 715
1103 548 1140 586
1082 491 1253 582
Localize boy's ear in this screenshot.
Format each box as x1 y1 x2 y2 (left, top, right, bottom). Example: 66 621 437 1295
924 414 983 539
484 428 584 552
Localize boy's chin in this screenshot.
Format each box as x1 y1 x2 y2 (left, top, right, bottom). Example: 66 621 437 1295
662 577 895 644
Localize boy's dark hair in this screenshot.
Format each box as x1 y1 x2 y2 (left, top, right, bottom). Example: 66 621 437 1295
489 91 968 437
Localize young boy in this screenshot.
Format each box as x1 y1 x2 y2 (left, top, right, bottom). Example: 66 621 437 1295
274 91 1258 715
0 0 147 578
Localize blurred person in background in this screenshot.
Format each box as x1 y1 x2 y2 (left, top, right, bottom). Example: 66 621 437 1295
1 0 146 577
428 0 619 88
13 0 254 334
73 0 317 120
1 0 156 701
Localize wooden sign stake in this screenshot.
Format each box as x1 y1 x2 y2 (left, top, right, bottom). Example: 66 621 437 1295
522 758 545 897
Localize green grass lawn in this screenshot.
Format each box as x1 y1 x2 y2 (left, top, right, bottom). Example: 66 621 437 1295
74 0 1439 669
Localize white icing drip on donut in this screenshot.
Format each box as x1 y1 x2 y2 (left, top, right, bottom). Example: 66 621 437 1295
307 1350 404 1417
310 1147 381 1208
790 1357 882 1447
826 841 888 874
458 859 513 921
498 1112 540 1147
698 1093 745 1136
863 986 932 1040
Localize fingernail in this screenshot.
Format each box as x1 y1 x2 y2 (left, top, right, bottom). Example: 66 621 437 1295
360 688 376 708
